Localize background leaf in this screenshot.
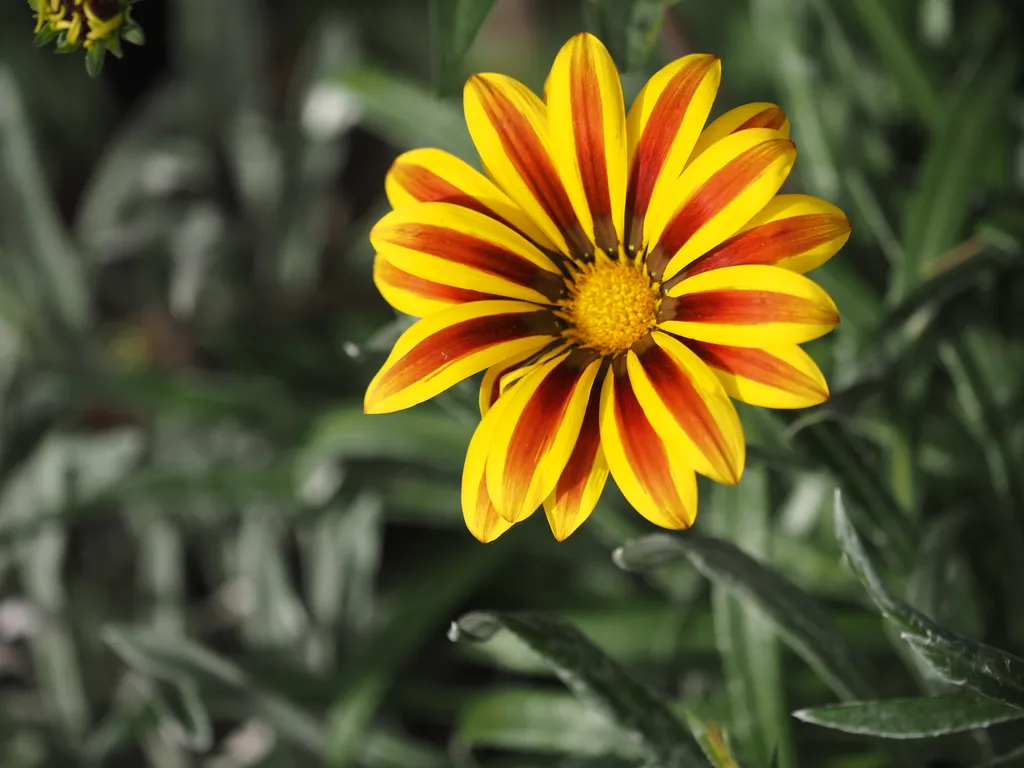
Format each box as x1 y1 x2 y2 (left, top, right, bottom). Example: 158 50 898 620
795 691 1024 739
450 612 705 767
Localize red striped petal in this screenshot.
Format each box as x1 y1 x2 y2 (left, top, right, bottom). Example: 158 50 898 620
672 290 832 325
364 300 559 414
465 74 591 257
646 132 795 280
629 334 744 484
371 203 565 308
486 354 600 522
660 265 839 347
461 395 517 543
599 368 698 529
374 254 500 317
687 340 829 409
678 195 851 278
385 148 556 250
548 33 627 254
624 54 720 253
543 389 607 540
688 102 791 165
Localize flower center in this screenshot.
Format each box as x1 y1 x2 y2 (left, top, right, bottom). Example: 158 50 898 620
564 258 660 356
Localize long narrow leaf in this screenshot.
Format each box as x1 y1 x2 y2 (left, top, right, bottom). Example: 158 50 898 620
614 532 876 701
450 612 706 767
795 691 1023 739
835 492 1024 711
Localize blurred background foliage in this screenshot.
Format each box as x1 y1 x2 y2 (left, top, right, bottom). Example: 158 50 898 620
1 0 1024 766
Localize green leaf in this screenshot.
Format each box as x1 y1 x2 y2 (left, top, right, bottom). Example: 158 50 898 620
848 0 942 129
940 336 1024 634
431 0 496 92
149 677 213 751
794 691 1024 739
832 491 930 635
684 712 739 768
835 492 1024 711
103 626 326 755
0 68 90 335
337 68 476 161
33 25 60 47
708 469 793 768
298 406 471 476
122 21 146 46
585 0 679 72
325 545 508 766
454 688 642 759
85 44 106 77
900 47 1018 294
459 603 713 674
792 421 914 564
450 612 705 767
902 635 1024 712
614 532 876 701
974 743 1024 767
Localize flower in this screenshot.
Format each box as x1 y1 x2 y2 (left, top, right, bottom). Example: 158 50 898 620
33 0 126 50
364 33 850 542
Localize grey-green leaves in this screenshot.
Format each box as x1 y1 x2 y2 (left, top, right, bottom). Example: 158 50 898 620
796 494 1024 743
450 612 705 767
794 691 1024 739
614 532 875 702
431 0 497 93
835 492 1024 712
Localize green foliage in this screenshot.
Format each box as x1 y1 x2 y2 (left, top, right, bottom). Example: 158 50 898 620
3 0 1024 766
794 691 1024 739
451 612 705 766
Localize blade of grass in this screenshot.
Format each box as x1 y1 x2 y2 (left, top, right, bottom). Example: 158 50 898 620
848 0 941 129
0 68 89 335
104 626 326 755
324 543 509 766
709 469 793 768
336 68 475 161
900 47 1017 295
684 712 740 768
431 0 497 93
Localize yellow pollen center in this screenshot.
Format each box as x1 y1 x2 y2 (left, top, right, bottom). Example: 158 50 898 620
565 259 659 356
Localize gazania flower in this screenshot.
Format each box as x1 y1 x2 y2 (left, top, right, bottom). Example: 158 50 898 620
32 0 127 51
365 33 849 542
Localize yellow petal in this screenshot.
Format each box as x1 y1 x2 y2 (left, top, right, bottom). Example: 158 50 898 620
364 300 558 414
645 129 796 281
686 340 830 409
479 345 560 416
677 194 851 277
461 394 517 542
547 33 628 254
627 332 745 485
660 264 839 347
543 390 608 540
598 367 698 529
371 202 564 309
485 353 600 523
464 73 591 257
624 54 721 253
384 147 556 251
688 102 790 163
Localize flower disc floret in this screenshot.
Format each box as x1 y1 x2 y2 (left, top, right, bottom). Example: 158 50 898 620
564 259 659 356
